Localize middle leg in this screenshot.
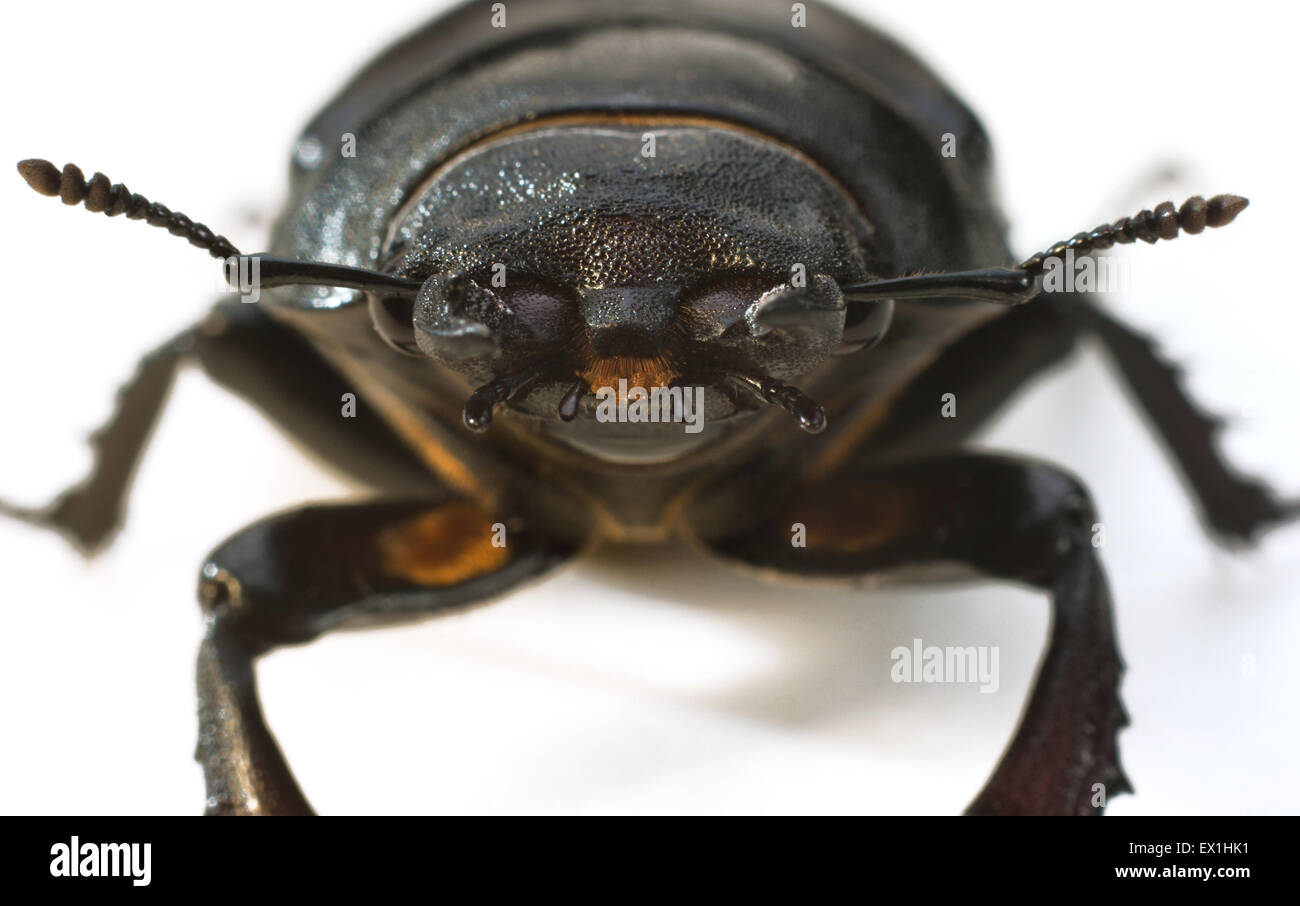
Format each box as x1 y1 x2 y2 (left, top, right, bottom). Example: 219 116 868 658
687 451 1130 815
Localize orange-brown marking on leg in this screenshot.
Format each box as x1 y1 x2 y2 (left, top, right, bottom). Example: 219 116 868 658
796 481 911 553
376 502 509 587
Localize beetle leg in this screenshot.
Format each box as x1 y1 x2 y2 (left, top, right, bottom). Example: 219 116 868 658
0 328 189 553
843 296 1298 544
195 494 580 815
687 452 1129 815
0 300 433 553
1075 302 1298 543
843 297 1083 462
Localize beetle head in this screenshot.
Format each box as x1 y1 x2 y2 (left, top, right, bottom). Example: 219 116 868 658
371 122 892 460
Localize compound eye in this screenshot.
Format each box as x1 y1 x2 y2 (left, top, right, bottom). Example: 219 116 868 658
835 298 894 355
369 293 421 356
683 276 774 339
494 278 574 340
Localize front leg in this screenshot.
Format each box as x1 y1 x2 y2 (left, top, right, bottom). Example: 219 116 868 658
0 300 434 554
195 494 581 815
689 453 1129 815
1075 302 1298 542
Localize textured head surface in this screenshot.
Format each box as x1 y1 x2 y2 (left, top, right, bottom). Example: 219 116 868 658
382 121 872 463
386 122 875 290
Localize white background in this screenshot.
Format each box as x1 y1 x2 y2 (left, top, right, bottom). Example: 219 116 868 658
1 0 1296 815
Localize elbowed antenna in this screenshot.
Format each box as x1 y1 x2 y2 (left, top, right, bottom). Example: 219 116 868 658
247 256 423 296
843 267 1035 306
840 194 1249 309
16 158 423 297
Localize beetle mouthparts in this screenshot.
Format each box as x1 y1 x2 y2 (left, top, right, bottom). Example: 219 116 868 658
557 380 587 422
463 366 826 435
677 370 827 435
462 363 552 433
728 372 827 434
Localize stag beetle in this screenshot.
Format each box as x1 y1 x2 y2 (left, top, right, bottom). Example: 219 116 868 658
4 0 1295 815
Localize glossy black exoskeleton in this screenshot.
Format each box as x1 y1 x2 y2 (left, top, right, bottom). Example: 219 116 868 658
6 0 1294 815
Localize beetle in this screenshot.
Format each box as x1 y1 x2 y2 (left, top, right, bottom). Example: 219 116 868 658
3 0 1296 815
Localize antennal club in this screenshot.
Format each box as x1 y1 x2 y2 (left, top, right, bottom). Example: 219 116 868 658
1020 194 1249 277
838 193 1249 315
18 158 240 259
16 157 425 297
